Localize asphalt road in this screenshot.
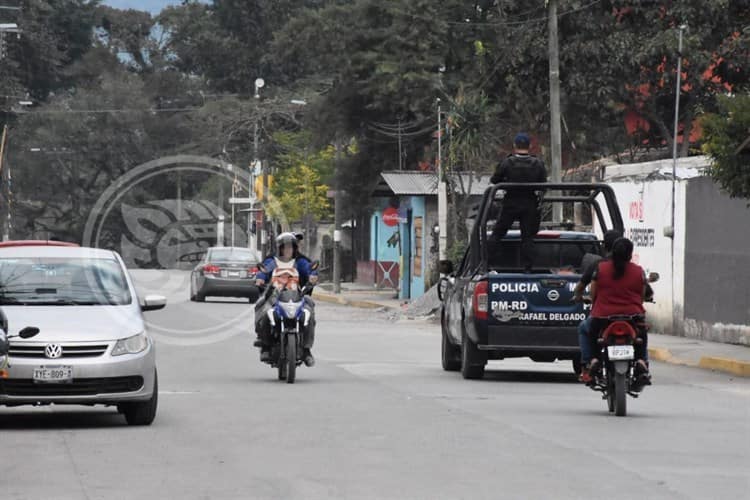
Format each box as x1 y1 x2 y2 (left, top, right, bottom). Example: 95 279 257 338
1 271 748 500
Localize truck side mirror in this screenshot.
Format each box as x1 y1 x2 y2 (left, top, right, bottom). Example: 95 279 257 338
439 260 454 275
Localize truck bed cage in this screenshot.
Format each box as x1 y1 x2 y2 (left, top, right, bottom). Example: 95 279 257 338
468 182 625 273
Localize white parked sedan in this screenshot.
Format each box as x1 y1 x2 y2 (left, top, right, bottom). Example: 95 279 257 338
0 242 165 425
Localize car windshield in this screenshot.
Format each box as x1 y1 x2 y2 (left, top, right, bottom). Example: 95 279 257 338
0 257 132 306
209 248 260 262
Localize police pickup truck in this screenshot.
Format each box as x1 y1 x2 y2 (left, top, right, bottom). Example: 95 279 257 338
438 183 624 379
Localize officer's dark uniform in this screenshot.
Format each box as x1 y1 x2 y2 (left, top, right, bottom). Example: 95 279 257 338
490 141 547 271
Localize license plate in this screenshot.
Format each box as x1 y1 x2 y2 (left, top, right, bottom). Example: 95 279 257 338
33 366 73 383
607 345 634 360
228 271 241 277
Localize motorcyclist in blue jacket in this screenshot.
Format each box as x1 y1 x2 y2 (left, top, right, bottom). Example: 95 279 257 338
253 232 318 366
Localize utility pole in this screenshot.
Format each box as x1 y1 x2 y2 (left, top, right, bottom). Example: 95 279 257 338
437 98 447 261
254 78 266 254
231 172 236 247
548 0 563 223
0 124 8 241
397 118 403 170
669 24 687 336
332 140 342 294
176 170 181 267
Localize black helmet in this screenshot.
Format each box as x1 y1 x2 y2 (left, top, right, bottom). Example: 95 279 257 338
276 232 298 254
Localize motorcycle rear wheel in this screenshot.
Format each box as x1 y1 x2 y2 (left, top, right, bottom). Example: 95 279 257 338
614 372 627 416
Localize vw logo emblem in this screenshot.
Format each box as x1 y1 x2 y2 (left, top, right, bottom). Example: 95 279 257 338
547 290 560 302
45 344 63 359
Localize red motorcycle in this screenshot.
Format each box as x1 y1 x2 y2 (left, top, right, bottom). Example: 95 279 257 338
589 315 650 416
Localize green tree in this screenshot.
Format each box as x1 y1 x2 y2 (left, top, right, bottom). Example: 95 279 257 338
558 0 750 160
701 93 750 200
270 130 334 222
1 0 98 103
273 164 331 223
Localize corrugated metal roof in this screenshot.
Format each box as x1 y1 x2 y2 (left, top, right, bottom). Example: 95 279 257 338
603 155 711 181
377 171 491 196
380 172 437 195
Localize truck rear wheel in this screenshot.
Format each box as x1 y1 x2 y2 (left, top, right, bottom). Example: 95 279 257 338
442 328 461 372
461 331 485 380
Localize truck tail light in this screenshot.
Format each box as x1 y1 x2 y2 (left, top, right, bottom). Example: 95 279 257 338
473 281 489 320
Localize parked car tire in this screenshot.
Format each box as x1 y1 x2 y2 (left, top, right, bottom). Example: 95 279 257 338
248 289 260 304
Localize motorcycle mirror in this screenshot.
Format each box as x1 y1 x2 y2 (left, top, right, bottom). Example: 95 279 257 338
648 272 660 283
18 326 40 339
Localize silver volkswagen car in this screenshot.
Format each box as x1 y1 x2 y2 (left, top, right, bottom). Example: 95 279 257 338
0 244 165 425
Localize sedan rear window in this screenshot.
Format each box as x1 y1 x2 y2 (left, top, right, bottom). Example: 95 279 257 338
0 258 132 306
209 248 261 262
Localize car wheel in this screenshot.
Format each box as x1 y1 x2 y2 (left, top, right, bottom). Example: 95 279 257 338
248 289 260 304
121 370 158 426
196 292 206 302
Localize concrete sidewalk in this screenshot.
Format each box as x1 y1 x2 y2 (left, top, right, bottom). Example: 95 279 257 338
315 283 405 311
313 284 750 378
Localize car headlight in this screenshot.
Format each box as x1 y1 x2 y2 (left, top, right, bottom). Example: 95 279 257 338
112 332 149 356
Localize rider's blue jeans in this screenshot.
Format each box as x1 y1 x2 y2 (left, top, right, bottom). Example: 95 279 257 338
578 316 593 364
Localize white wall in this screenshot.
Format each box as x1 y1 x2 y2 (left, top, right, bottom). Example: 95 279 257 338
605 180 688 334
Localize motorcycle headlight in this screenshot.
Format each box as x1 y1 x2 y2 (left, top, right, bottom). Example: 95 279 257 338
280 301 302 318
112 332 149 356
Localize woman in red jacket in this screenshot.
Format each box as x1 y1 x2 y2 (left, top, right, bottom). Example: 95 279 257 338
585 237 650 383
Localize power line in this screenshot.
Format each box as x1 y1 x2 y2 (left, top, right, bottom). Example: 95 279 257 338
17 106 204 115
395 0 604 28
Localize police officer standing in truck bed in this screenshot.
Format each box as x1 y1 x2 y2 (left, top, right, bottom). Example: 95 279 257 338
490 132 548 272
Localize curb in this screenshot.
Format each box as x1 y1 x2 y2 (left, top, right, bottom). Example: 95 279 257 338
313 292 396 310
648 347 750 377
698 356 750 377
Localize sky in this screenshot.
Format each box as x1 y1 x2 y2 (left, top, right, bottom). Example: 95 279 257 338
103 1 192 15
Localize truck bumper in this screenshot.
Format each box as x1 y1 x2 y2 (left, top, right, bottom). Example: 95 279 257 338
479 325 580 360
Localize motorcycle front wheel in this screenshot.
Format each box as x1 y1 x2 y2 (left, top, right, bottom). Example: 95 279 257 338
286 333 297 384
277 339 287 380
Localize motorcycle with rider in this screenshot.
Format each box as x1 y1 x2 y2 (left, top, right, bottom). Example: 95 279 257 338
575 236 657 416
253 233 318 382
